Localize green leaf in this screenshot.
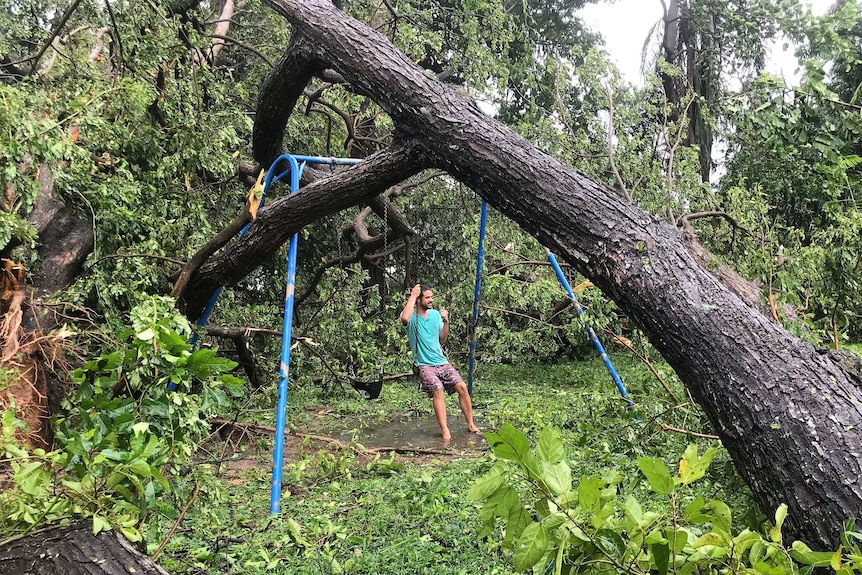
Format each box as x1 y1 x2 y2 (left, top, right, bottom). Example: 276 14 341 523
790 541 835 566
540 460 571 495
487 423 530 462
693 531 726 549
684 496 708 523
731 529 763 559
637 457 674 495
577 475 602 512
644 529 665 546
536 426 565 463
100 448 125 461
286 517 309 548
650 542 670 575
15 461 50 497
187 347 237 378
126 458 152 478
92 515 111 535
513 521 547 572
131 422 150 435
623 495 643 526
468 462 507 501
678 444 717 485
136 328 155 341
667 528 688 553
706 499 732 535
595 528 626 558
541 512 567 534
770 504 787 543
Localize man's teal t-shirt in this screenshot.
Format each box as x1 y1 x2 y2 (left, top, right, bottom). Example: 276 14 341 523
406 309 447 366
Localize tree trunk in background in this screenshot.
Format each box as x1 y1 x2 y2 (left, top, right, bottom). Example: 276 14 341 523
0 521 168 575
179 0 862 549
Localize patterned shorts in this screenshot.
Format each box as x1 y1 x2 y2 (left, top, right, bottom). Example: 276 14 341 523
416 364 464 397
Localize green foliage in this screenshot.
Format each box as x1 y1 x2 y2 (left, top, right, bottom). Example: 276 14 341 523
0 84 72 250
714 3 862 341
472 423 862 574
0 295 242 541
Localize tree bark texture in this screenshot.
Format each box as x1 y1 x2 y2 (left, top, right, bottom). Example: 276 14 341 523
0 521 169 575
179 0 862 549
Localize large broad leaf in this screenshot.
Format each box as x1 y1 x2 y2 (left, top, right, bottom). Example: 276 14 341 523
506 504 531 545
684 496 708 523
513 521 548 572
769 503 787 543
540 460 572 495
705 499 732 536
537 426 565 463
468 461 507 501
623 495 643 527
14 461 50 497
187 348 238 379
650 542 670 575
486 423 530 463
790 541 835 566
578 475 603 512
521 451 545 485
637 457 674 495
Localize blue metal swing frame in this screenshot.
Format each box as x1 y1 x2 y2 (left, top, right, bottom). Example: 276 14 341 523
188 153 361 514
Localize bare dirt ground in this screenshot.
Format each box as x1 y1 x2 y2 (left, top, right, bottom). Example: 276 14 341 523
207 407 488 487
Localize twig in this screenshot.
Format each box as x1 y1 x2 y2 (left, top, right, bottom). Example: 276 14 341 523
150 479 201 561
657 421 719 440
91 252 187 268
103 0 126 75
484 259 559 277
478 303 561 329
602 326 679 402
604 84 631 200
209 33 273 67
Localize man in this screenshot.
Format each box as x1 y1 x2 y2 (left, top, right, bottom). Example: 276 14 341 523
400 283 479 440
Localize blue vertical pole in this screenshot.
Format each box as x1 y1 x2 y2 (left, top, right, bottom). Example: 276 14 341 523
467 201 488 394
270 155 302 514
545 249 636 412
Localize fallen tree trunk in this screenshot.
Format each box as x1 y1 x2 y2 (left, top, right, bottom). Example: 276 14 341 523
179 0 862 549
0 521 169 575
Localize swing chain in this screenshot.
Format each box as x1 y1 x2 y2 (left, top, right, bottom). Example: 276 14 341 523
379 193 389 382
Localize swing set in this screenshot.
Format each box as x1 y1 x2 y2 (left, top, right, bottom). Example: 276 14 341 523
194 154 635 515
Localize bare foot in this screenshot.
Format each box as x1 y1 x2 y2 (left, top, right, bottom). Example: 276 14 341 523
441 426 451 441
467 425 481 433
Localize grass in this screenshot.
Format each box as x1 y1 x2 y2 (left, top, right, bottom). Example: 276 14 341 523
152 354 757 574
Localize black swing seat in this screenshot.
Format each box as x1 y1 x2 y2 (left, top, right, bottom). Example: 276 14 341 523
350 378 383 399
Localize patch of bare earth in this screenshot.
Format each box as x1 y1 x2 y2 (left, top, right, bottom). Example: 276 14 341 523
203 408 486 487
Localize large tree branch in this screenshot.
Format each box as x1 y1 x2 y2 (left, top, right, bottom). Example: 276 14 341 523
253 34 327 167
